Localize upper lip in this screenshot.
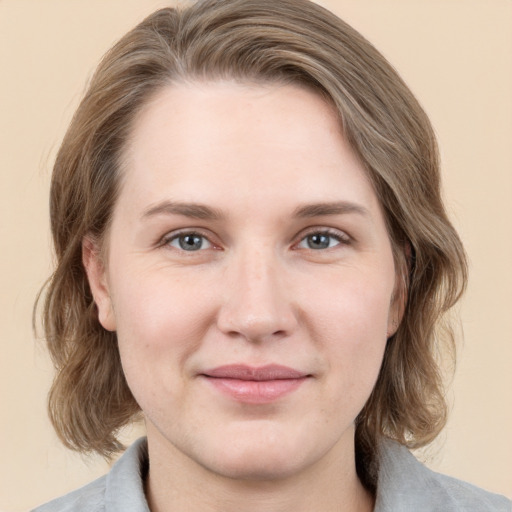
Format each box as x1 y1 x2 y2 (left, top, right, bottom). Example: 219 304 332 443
201 364 309 381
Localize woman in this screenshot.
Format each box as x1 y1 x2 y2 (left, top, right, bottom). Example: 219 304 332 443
33 0 511 510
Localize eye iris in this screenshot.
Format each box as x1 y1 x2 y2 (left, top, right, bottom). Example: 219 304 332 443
179 234 203 251
307 233 330 249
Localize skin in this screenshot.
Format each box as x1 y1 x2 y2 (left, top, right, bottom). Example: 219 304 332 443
84 81 403 512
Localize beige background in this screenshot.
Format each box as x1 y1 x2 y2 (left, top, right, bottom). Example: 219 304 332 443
1 1 511 510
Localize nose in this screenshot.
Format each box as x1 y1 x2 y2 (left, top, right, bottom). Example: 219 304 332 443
216 248 298 343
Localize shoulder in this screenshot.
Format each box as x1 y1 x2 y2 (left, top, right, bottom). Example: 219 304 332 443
429 471 511 512
31 438 150 512
30 475 106 512
375 438 511 512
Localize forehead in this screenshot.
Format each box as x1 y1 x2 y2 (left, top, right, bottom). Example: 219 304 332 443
118 80 380 216
125 80 340 162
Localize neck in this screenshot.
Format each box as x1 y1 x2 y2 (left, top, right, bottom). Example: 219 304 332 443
144 428 374 512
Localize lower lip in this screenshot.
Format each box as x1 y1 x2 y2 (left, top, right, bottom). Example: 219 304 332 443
203 377 307 404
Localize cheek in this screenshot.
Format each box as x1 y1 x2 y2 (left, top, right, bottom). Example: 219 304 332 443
304 265 394 340
302 270 392 393
109 267 217 385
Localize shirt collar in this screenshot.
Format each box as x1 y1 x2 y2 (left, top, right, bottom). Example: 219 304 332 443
106 437 150 512
105 436 448 512
374 438 449 512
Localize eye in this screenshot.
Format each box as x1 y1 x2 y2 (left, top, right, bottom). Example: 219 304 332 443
167 232 213 251
296 230 348 250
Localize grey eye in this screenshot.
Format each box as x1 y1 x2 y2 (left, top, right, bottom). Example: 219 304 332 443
297 232 342 250
169 234 212 251
307 233 330 249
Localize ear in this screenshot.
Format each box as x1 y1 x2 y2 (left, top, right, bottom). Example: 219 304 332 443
82 236 116 331
387 287 406 338
386 243 410 338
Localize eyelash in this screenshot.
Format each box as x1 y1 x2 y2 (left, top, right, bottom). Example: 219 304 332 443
160 230 216 252
295 228 351 251
159 227 352 253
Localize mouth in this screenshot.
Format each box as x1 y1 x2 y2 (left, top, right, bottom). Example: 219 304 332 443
199 364 311 404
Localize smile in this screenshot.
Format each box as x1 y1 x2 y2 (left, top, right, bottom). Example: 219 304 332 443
200 364 311 404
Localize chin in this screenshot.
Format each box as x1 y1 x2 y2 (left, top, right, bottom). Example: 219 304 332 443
211 450 305 482
199 428 316 482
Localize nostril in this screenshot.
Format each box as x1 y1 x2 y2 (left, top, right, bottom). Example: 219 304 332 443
216 287 298 342
222 327 288 343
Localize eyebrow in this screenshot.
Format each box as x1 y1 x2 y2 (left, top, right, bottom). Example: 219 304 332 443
141 200 369 221
293 201 370 218
142 200 224 220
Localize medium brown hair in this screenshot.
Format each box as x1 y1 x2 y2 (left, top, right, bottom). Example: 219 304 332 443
38 0 467 486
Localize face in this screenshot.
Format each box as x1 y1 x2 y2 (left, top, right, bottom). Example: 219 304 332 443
85 81 402 481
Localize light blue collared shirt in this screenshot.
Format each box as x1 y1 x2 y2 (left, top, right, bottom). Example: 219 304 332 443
32 437 511 512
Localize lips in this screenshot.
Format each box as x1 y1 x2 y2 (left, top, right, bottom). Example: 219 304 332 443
200 364 310 404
